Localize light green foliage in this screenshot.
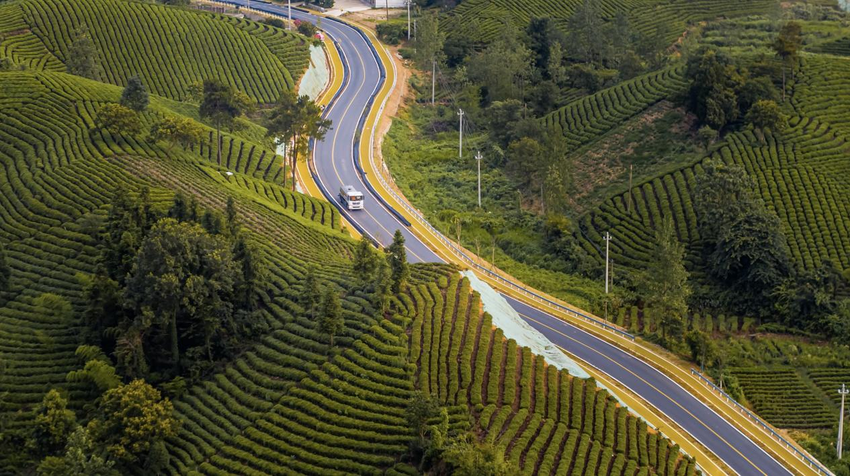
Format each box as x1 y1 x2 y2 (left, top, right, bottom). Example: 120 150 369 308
97 103 141 137
149 116 204 150
443 436 518 476
746 99 787 140
300 266 322 319
91 380 180 464
66 346 121 392
31 390 77 455
36 427 117 476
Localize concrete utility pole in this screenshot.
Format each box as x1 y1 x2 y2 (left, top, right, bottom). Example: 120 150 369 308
604 232 612 294
406 0 411 41
288 0 292 30
475 151 483 207
385 0 389 21
457 109 464 158
431 60 436 106
839 383 848 459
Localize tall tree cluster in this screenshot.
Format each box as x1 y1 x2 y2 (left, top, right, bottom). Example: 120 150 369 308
84 190 266 381
265 91 332 191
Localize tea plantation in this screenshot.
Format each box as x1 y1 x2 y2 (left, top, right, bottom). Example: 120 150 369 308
576 54 850 275
0 0 309 102
441 0 777 44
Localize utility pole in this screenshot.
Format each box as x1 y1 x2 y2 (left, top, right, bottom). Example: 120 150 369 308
385 0 389 21
604 232 612 294
457 109 464 159
406 0 411 41
475 151 483 207
431 60 436 106
839 383 848 459
288 0 292 30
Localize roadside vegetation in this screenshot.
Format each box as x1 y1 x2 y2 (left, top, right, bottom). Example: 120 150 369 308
383 0 850 472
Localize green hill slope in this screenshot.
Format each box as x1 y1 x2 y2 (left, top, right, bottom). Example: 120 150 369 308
441 0 777 44
0 0 309 102
0 69 345 444
0 69 688 476
577 54 850 276
165 270 697 475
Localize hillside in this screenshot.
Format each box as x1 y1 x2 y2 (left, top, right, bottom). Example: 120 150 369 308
0 0 309 102
167 269 697 476
441 0 777 44
0 69 687 476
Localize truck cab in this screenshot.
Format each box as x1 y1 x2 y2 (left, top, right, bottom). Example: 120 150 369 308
339 185 364 210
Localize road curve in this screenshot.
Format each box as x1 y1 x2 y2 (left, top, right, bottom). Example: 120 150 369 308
224 2 792 474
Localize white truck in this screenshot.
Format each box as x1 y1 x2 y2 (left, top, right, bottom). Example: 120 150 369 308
339 185 364 210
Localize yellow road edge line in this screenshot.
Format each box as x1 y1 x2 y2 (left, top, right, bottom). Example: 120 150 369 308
350 18 820 476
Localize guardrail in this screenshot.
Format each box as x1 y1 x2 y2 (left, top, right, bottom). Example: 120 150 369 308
690 369 834 476
354 26 636 342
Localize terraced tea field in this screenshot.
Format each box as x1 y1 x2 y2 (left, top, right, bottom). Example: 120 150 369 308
574 52 850 276
441 0 777 44
0 68 351 440
0 0 309 102
732 368 836 429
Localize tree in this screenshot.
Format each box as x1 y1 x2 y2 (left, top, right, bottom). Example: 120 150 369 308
697 125 718 150
0 242 9 292
547 42 567 86
290 95 331 191
225 197 239 237
120 76 149 112
467 23 533 103
30 390 77 456
97 104 142 137
66 25 102 80
90 380 179 466
568 0 605 64
773 22 802 102
372 257 393 313
168 192 189 222
640 218 690 342
36 427 117 476
442 436 517 476
66 346 122 392
353 236 379 284
406 392 445 469
318 288 344 347
265 92 331 191
149 116 204 150
685 330 717 370
297 20 318 38
413 12 445 72
746 99 787 142
686 49 744 130
301 267 322 319
233 235 265 311
199 79 243 166
124 219 241 369
694 160 792 316
387 230 409 293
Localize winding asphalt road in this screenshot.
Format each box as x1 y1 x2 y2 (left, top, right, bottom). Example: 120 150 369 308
225 2 794 474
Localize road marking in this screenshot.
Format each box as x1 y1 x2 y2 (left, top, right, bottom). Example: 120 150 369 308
520 312 768 476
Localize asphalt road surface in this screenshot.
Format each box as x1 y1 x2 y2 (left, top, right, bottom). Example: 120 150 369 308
223 2 793 474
